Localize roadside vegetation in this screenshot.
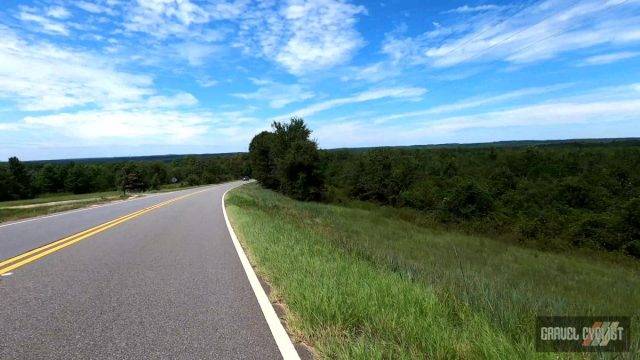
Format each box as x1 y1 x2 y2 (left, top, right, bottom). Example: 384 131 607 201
249 118 640 259
0 154 250 201
0 155 249 222
0 191 125 223
227 184 639 358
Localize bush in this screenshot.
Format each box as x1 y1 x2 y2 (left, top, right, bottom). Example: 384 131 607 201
399 179 437 210
625 240 640 258
570 214 621 250
622 197 640 239
444 180 494 220
556 178 603 210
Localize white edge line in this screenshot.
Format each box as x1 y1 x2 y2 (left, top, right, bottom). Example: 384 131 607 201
222 186 301 360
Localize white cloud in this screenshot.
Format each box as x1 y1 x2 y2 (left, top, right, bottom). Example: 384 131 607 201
18 9 70 36
233 80 315 108
0 26 153 111
0 123 22 131
174 42 221 66
580 51 640 66
197 76 219 87
274 0 366 74
384 0 640 68
443 4 505 14
238 0 367 75
284 86 427 118
76 1 116 15
47 6 71 19
23 110 210 143
423 99 640 134
312 85 640 147
125 0 210 37
373 83 571 124
340 62 401 83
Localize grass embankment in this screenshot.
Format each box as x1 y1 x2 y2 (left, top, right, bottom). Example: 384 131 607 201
0 191 125 223
226 184 639 359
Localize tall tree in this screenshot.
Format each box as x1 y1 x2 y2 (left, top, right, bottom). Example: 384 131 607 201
8 157 32 199
249 131 279 189
248 118 324 200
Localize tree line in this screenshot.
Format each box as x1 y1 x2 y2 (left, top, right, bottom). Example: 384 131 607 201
0 155 250 201
249 118 640 258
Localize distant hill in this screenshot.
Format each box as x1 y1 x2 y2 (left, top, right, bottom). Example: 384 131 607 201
15 137 640 164
25 152 244 164
326 137 640 152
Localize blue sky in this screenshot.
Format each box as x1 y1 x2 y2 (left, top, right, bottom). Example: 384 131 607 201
1 0 639 160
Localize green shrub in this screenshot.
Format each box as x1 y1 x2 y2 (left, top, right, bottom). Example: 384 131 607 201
626 240 640 258
444 180 494 220
622 197 640 239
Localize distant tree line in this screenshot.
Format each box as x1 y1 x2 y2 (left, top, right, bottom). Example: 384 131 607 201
249 118 640 258
0 155 250 200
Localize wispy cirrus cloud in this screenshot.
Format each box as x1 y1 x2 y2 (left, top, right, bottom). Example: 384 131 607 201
372 83 573 124
46 6 71 19
579 51 640 66
233 79 315 109
121 0 367 75
282 86 427 118
313 84 640 148
18 7 70 35
75 1 117 15
443 4 506 14
384 0 640 68
23 110 210 143
0 26 152 111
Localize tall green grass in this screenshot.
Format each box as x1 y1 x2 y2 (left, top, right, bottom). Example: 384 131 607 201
226 184 639 359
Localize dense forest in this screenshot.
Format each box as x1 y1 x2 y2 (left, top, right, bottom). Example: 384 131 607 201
0 154 250 201
250 119 640 258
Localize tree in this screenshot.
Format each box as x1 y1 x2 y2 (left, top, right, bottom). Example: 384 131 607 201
64 164 93 194
8 157 32 199
118 163 146 195
249 131 278 189
248 118 324 200
0 166 12 201
33 163 59 194
277 139 323 201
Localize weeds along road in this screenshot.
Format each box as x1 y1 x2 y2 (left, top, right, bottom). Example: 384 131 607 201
0 182 290 359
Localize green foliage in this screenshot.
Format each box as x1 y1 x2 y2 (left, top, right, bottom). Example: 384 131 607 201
0 154 250 201
248 118 324 201
249 131 279 190
7 157 32 199
318 143 640 258
443 180 494 220
623 197 640 239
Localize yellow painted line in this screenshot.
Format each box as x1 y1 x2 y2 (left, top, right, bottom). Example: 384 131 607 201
0 189 209 275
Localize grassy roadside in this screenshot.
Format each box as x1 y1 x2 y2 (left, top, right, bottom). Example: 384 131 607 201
225 183 640 359
0 182 230 223
0 191 122 207
0 191 126 223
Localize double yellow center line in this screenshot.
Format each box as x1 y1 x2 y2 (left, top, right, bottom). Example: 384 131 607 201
0 189 208 276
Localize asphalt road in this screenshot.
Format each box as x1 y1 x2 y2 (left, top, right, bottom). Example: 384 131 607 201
0 182 284 359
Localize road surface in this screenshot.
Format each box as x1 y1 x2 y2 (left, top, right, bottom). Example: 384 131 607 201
0 182 287 359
